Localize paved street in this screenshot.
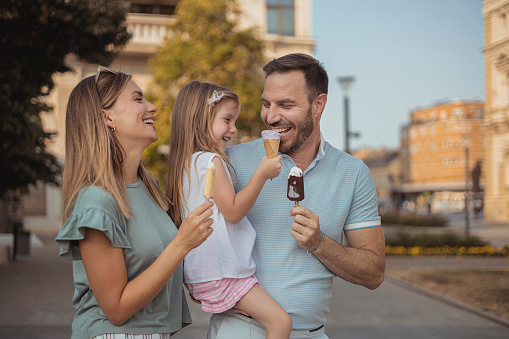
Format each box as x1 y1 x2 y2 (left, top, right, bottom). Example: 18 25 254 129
1 219 508 339
175 271 509 339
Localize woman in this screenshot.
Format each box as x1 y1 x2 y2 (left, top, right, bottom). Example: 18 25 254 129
56 67 213 339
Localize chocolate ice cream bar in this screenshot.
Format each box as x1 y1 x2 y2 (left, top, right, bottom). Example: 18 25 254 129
287 166 304 206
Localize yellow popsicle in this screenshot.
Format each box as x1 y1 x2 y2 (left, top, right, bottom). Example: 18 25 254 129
203 162 216 199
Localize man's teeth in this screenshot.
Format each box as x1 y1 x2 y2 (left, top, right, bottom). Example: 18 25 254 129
143 119 154 124
271 128 289 134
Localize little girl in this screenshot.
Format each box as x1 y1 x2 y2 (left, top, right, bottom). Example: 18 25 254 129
166 80 292 338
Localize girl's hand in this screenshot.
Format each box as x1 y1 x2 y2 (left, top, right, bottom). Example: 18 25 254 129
257 155 283 180
175 201 214 252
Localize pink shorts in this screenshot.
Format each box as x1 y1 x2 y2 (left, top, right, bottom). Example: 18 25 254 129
186 275 258 313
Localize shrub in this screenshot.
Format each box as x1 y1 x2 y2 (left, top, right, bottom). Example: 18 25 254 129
385 230 488 248
385 245 509 256
384 230 508 256
381 213 449 227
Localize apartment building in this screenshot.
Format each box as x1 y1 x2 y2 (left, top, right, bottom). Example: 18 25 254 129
26 0 316 232
483 0 509 221
399 99 485 213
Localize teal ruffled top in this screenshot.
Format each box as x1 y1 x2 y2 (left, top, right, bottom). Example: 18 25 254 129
56 180 191 339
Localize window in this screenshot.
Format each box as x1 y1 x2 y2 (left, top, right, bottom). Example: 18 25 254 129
409 129 416 139
419 126 427 136
130 4 176 15
452 108 465 118
506 153 509 187
267 0 294 36
506 72 509 107
472 107 484 118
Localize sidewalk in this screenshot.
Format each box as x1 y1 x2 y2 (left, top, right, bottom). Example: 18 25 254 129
1 217 508 338
447 213 509 248
0 233 74 339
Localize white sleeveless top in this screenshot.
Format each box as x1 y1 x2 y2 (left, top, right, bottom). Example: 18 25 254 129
182 152 256 284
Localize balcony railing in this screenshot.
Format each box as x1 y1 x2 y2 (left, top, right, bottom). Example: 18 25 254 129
126 13 174 45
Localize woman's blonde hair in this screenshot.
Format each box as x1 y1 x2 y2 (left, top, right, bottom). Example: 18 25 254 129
166 80 239 227
62 70 169 222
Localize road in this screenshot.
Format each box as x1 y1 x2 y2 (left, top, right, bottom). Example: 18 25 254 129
1 230 508 339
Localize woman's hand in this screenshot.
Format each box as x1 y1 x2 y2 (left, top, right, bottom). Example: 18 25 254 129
79 200 213 326
175 200 214 252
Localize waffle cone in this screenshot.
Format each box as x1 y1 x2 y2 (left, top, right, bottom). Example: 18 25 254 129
263 139 280 159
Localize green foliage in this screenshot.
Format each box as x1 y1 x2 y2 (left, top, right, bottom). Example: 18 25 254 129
147 0 266 185
385 231 488 248
0 0 131 196
381 213 449 227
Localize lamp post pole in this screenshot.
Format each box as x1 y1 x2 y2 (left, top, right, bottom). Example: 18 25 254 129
464 140 470 237
337 76 355 154
456 117 471 238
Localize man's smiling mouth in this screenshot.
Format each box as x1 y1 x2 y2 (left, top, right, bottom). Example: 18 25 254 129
270 127 291 137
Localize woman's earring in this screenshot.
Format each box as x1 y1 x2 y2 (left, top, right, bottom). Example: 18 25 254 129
111 125 115 132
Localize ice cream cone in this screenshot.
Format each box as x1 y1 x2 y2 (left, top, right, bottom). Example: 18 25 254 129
263 139 280 159
261 130 281 159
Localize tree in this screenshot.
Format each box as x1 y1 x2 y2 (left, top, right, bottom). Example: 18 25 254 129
146 0 266 184
0 0 131 198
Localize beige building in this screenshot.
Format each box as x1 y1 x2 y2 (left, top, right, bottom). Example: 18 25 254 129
43 0 315 160
483 0 509 221
26 0 316 232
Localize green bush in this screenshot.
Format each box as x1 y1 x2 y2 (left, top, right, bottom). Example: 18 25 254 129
381 213 449 227
385 231 488 248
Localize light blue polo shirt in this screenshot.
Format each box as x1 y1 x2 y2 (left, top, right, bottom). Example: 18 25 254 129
225 135 380 331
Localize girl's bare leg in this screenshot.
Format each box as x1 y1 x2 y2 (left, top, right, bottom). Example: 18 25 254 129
234 284 292 339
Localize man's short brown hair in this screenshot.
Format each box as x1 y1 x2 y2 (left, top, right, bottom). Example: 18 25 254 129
263 53 328 103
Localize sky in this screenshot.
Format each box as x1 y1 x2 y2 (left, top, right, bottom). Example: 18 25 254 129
313 0 485 151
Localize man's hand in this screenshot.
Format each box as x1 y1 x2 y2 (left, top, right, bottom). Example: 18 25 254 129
290 205 385 290
289 205 322 251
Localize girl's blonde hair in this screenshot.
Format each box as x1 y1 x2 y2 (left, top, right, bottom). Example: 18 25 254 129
167 80 239 227
62 70 169 222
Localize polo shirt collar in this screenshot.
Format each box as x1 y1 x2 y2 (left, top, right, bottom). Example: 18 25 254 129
318 132 326 159
282 133 327 174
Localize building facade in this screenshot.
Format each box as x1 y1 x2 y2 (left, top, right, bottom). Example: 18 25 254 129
42 0 315 160
483 0 509 221
352 148 400 214
26 0 316 232
398 99 485 214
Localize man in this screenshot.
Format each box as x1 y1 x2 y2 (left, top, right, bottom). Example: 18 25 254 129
209 53 385 338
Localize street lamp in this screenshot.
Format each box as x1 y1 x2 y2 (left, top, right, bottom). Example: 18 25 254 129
454 115 472 238
337 76 355 154
463 136 470 237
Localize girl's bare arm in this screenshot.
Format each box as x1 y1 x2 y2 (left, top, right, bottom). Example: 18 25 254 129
212 155 281 224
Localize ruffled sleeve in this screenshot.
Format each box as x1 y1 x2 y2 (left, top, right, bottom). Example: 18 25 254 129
56 208 132 260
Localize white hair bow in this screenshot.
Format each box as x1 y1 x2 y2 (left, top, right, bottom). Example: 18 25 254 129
207 90 225 107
